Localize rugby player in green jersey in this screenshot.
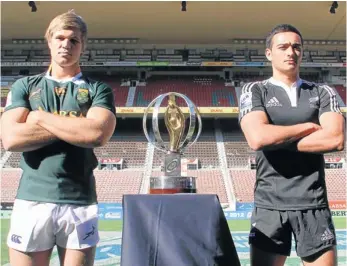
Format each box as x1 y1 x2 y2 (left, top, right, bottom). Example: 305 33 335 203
1 10 116 266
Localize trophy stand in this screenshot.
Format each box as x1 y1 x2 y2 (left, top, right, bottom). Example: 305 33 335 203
149 151 197 194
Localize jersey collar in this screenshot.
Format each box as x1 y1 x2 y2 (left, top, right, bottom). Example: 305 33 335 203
45 71 83 83
269 77 302 90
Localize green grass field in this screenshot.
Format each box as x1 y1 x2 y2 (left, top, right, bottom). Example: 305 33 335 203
1 217 346 266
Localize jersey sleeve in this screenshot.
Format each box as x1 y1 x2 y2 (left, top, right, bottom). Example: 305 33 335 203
91 82 116 116
238 82 265 122
318 84 342 117
4 78 31 112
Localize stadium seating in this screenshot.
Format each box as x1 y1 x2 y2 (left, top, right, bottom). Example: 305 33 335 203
223 132 252 168
94 134 148 169
3 152 21 168
334 84 346 105
134 76 237 107
95 170 143 202
1 86 10 107
325 169 346 201
229 170 255 202
94 77 130 107
311 55 339 63
152 131 219 169
1 142 5 157
1 169 21 202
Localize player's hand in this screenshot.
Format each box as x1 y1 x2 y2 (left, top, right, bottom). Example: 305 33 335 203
305 122 322 134
26 110 42 125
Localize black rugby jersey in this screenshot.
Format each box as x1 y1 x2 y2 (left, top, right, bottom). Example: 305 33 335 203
238 78 342 210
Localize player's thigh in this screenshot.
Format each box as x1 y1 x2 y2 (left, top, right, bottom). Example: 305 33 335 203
249 207 292 263
9 247 53 266
250 245 287 266
57 246 96 266
302 246 337 266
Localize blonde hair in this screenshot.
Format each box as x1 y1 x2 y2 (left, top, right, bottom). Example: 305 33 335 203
45 10 88 49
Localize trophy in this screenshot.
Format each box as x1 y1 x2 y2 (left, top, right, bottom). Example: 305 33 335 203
143 92 202 194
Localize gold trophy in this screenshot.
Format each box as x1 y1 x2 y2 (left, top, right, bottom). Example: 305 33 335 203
143 92 202 194
165 94 185 152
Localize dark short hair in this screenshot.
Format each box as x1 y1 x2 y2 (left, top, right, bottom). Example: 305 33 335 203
266 24 303 49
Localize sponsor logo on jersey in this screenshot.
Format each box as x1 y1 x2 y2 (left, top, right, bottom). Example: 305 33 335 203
266 97 282 107
54 87 66 96
52 110 84 117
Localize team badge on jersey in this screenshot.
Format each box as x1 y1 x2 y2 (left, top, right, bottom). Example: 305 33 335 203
239 92 252 113
29 88 42 100
77 88 89 104
309 96 319 109
29 88 44 110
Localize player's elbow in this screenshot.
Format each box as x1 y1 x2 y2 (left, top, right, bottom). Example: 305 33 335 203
93 120 116 147
247 136 265 151
92 130 110 148
249 142 263 151
91 133 105 148
334 134 344 151
2 135 16 152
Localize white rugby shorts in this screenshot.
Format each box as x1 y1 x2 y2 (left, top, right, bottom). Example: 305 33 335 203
7 199 99 252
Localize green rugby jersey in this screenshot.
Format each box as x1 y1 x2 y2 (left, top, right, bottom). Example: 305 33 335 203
4 72 116 205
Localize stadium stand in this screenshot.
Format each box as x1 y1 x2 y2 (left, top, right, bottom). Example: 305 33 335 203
1 86 10 107
134 76 237 107
1 169 21 202
229 170 255 202
100 78 130 107
0 47 345 211
2 152 21 168
334 84 346 105
325 169 347 201
1 142 5 157
94 134 148 169
95 170 143 202
152 133 219 169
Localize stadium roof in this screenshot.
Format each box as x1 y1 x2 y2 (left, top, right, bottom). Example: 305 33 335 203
1 1 346 44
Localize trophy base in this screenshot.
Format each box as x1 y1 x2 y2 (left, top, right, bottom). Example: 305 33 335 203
149 176 197 194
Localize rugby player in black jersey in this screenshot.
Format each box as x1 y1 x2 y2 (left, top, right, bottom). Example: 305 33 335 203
239 24 345 266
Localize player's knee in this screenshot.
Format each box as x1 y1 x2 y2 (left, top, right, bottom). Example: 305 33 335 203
301 246 337 265
9 247 52 266
57 246 96 266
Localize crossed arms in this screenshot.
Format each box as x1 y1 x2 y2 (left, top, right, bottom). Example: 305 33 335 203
240 110 345 153
1 107 116 152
